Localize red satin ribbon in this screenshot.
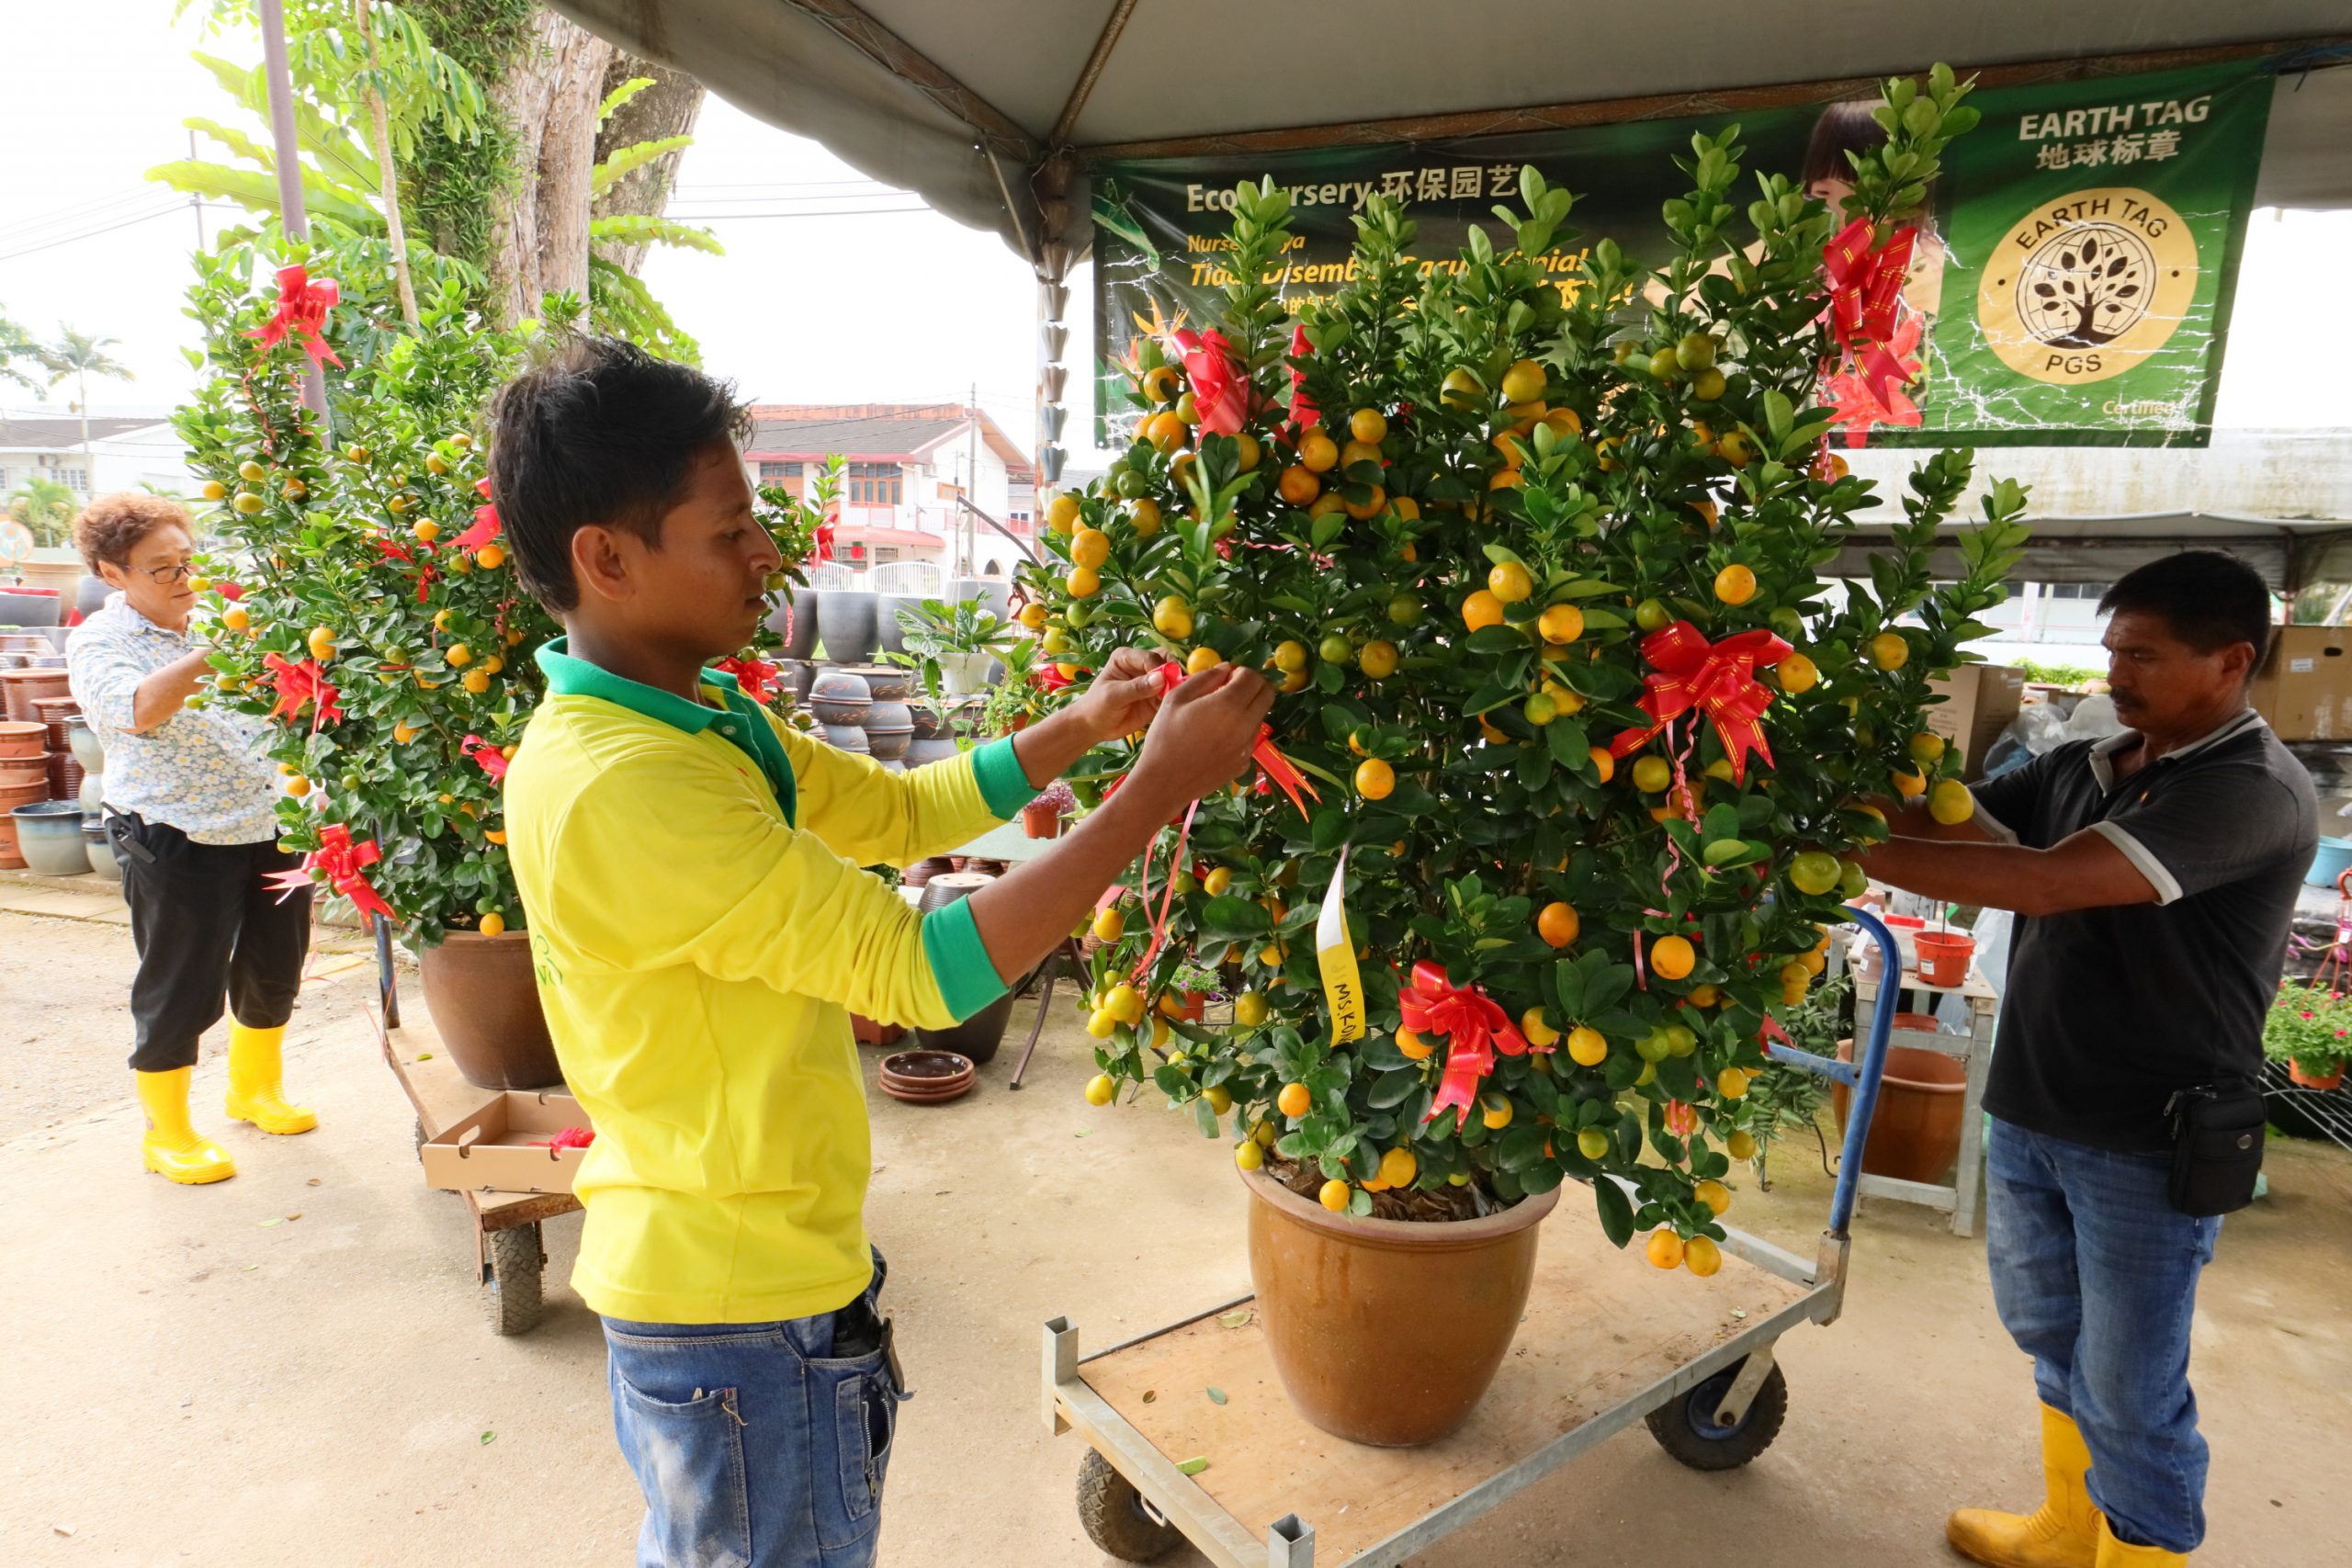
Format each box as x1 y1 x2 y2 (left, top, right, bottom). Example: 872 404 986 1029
262 652 344 730
1823 219 1916 350
1127 797 1201 983
1400 961 1532 1130
249 265 342 367
265 822 394 922
453 477 501 551
374 536 439 604
813 513 838 565
461 733 510 782
713 656 781 705
1148 661 1319 818
1608 621 1791 786
1285 323 1318 434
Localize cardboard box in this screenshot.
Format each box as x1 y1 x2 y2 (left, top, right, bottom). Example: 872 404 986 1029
2250 626 2352 741
1925 664 2026 779
421 1090 590 1194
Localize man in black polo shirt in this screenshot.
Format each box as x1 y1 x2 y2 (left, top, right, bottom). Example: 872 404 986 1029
1860 552 2313 1568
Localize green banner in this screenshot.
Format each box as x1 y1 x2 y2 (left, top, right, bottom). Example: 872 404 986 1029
1091 61 2273 449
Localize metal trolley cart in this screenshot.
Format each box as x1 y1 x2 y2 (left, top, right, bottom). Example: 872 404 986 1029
1044 909 1905 1566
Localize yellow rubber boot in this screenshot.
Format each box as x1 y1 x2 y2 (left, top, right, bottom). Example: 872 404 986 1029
136 1068 237 1184
1948 1404 2103 1568
2095 1517 2186 1567
223 1021 318 1135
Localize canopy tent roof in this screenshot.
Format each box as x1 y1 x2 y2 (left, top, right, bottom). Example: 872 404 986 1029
1829 429 2352 590
553 1 2352 265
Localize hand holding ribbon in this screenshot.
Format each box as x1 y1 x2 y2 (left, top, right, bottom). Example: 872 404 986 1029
1608 620 1791 786
1147 660 1319 818
1400 961 1532 1130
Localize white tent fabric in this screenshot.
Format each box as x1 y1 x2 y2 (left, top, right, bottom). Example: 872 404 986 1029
550 0 2352 263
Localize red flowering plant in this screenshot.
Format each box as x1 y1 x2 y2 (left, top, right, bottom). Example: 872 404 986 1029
2263 977 2352 1082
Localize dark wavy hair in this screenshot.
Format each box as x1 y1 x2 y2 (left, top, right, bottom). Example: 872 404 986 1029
486 337 749 612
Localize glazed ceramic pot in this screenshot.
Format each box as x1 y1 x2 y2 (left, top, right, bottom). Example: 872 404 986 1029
851 663 912 702
816 591 878 665
81 820 119 881
808 669 872 726
11 801 90 875
864 701 914 761
780 660 817 702
903 736 959 767
780 593 821 660
877 595 927 659
66 718 103 774
821 723 871 754
1242 1166 1556 1447
936 650 993 696
0 588 62 627
417 931 564 1089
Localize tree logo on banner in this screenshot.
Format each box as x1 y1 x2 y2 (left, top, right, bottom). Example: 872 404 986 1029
1976 186 2199 387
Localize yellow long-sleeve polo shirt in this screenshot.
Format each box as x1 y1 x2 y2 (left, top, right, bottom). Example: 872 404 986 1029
504 641 1034 1324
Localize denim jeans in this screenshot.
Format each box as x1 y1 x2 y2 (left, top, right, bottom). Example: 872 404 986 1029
1985 1117 2221 1553
602 1251 909 1568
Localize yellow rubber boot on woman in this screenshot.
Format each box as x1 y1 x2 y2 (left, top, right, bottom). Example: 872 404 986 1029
222 1021 318 1135
1948 1404 2104 1568
135 1067 236 1184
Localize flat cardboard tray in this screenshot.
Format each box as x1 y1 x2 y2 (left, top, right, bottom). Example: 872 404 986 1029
420 1089 591 1195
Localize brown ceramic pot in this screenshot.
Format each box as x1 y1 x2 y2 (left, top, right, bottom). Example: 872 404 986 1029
416 930 564 1090
1834 1029 1967 1185
1241 1166 1557 1447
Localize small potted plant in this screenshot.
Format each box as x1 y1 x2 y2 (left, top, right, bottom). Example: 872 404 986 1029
2265 980 2350 1091
1022 779 1075 840
891 595 1019 700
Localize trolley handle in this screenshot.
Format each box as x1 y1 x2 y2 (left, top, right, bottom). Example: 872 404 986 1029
1760 904 1903 1240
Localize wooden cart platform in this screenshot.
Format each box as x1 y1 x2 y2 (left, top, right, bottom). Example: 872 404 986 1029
378 1004 582 1334
1046 1195 1831 1568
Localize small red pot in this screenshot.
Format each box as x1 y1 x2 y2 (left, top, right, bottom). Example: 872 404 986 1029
1021 799 1063 839
1915 931 1976 987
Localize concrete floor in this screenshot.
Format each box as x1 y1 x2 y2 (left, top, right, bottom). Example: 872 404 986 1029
3 878 2349 1567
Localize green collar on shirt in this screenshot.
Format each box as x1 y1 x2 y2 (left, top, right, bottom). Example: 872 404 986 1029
537 637 797 825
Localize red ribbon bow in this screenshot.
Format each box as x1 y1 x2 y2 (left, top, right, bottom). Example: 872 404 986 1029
1285 323 1319 434
461 734 510 782
1148 661 1319 818
714 655 782 705
1823 218 1916 351
1400 962 1532 1130
1167 327 1247 437
813 515 838 565
374 536 439 604
262 652 344 730
454 477 501 551
1608 620 1791 786
249 265 342 367
265 822 394 922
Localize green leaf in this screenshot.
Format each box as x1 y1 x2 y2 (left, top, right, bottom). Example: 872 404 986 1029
1593 1178 1634 1247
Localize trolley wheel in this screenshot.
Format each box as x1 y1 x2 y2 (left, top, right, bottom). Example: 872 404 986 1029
1077 1448 1182 1562
483 1223 545 1337
1645 1362 1788 1472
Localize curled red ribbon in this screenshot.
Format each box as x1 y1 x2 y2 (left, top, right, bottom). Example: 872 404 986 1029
249 265 342 368
461 733 510 782
1823 218 1916 351
714 655 781 705
262 652 344 730
454 477 501 552
374 536 439 604
265 822 394 922
1285 323 1319 434
1608 620 1791 786
1400 961 1531 1130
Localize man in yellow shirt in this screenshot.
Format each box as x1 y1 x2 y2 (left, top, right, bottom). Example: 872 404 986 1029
491 339 1271 1568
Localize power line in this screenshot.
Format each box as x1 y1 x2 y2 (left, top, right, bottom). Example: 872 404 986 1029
0 202 190 264
665 205 933 221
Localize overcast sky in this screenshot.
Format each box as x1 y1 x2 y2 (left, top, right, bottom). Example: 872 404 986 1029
3 2 2345 457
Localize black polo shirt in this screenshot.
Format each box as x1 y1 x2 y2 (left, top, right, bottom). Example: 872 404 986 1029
1971 710 2316 1153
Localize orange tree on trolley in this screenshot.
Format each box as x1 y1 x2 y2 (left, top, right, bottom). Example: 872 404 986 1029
1035 66 2028 1268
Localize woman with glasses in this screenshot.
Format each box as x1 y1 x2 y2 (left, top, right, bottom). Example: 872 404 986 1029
66 493 314 1185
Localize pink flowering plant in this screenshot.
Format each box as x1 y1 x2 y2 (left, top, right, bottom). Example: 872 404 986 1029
2262 978 2352 1079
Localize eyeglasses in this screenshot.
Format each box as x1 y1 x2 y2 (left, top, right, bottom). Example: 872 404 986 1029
134 559 197 585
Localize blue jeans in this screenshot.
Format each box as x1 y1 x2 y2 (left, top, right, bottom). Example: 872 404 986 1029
1985 1118 2221 1553
603 1252 909 1568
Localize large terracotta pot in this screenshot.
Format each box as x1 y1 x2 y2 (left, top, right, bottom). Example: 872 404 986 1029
1835 1031 1967 1184
417 930 564 1090
1241 1166 1557 1447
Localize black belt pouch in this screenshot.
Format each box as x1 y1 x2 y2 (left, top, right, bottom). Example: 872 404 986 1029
2167 1083 2266 1218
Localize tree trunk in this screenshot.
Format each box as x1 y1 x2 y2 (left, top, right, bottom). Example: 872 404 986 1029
591 58 705 276
354 0 420 326
484 9 612 325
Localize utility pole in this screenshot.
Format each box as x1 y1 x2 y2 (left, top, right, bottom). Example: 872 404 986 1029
188 130 206 251
966 382 978 576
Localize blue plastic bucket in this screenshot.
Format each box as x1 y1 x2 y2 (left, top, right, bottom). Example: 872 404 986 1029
2306 835 2352 889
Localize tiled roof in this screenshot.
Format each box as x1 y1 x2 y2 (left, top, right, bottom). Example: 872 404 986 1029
744 402 1031 471
0 414 168 449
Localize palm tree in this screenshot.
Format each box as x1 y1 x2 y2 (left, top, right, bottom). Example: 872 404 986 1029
41 329 133 495
6 475 80 549
0 308 42 394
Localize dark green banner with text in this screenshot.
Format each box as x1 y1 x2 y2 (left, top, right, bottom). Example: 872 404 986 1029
1091 61 2273 449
